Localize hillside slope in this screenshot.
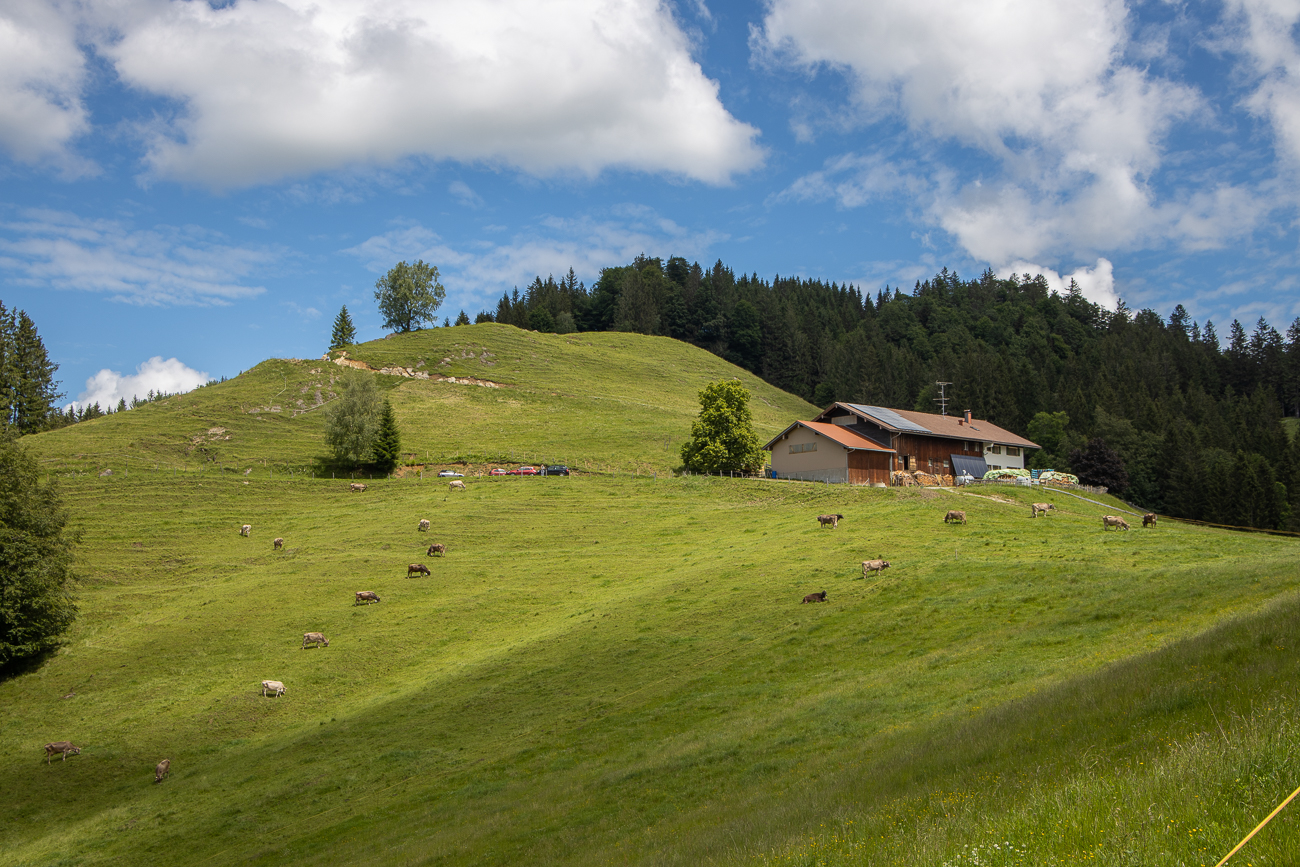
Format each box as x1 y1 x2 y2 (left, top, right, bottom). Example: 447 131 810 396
26 324 816 475
2 472 1298 866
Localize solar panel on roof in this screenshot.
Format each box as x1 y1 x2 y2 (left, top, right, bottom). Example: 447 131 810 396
845 404 931 434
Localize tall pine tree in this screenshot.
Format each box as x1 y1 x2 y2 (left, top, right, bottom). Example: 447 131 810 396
371 398 401 474
330 305 357 350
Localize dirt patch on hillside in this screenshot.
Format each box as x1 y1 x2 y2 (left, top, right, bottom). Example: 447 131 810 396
330 352 504 388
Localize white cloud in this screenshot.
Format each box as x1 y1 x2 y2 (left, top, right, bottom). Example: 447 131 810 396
89 0 762 188
0 209 272 305
1230 0 1300 170
72 356 211 411
756 0 1267 270
448 181 484 208
0 0 93 173
343 206 725 312
998 258 1119 309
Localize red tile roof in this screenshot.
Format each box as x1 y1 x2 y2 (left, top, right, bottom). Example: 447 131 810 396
763 420 897 452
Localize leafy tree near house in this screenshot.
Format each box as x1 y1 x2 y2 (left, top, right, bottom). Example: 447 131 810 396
374 260 445 332
330 305 357 349
680 379 765 474
371 399 402 474
324 370 381 466
1069 437 1129 494
0 436 77 667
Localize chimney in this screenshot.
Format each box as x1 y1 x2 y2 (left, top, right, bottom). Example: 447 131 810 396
963 409 972 425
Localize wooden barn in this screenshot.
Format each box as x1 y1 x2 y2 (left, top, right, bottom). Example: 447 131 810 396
765 403 1038 485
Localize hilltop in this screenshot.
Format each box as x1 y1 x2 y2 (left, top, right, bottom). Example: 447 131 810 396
24 324 816 476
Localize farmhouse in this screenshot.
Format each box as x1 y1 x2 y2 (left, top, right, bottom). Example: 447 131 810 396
764 403 1039 485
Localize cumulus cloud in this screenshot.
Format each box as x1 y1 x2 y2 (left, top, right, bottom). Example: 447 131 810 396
0 209 272 305
344 206 725 311
72 356 212 411
998 258 1118 309
757 0 1266 271
85 0 761 187
1230 0 1300 171
0 0 92 173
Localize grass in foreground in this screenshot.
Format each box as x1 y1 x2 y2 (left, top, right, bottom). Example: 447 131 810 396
1 474 1298 866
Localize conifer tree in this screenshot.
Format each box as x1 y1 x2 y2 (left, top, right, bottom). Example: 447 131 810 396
0 436 77 666
371 398 401 474
330 305 357 350
455 309 470 326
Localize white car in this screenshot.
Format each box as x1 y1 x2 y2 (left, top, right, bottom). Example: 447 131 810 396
437 470 465 478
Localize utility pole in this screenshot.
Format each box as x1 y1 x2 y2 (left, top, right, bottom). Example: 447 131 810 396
934 381 953 416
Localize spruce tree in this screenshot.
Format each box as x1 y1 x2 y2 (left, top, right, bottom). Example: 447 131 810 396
330 305 357 350
10 311 60 433
371 399 401 474
0 436 77 666
455 309 470 326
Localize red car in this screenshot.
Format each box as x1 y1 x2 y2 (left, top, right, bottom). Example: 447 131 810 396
508 466 539 476
488 468 508 476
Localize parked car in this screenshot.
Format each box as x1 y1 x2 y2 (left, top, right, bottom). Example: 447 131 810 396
508 466 539 476
541 465 570 476
488 468 508 476
437 470 464 478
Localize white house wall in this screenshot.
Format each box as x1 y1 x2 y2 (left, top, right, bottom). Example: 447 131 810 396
983 442 1027 470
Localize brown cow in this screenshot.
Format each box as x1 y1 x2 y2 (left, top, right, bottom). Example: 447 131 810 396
43 742 80 764
1143 512 1158 528
354 591 381 605
448 479 466 491
349 482 367 492
155 759 170 783
273 537 284 550
943 510 967 524
1031 502 1056 518
817 514 843 529
406 563 431 578
802 591 828 603
302 632 329 649
418 519 430 532
1102 515 1131 531
862 559 891 578
427 543 446 557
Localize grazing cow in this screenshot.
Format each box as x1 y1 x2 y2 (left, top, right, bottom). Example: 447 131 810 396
1102 515 1131 531
817 514 843 529
43 742 81 764
943 510 967 524
355 591 381 605
802 591 828 603
449 479 466 491
155 759 170 783
406 563 431 578
862 559 892 578
240 524 251 537
1031 503 1056 518
302 632 329 649
273 537 284 550
349 482 367 492
261 680 286 698
418 519 430 532
1143 512 1158 528
427 543 446 557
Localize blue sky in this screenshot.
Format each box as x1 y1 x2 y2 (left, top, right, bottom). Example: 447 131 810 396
3 0 1300 408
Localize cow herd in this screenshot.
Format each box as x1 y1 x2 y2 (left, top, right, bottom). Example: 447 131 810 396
41 485 456 779
801 498 1160 604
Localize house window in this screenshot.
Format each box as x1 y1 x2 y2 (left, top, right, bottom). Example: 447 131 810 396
990 464 1002 470
989 445 1002 455
789 442 817 454
943 459 950 468
1006 446 1021 457
832 416 855 426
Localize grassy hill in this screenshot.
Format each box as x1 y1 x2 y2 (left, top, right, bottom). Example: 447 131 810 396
26 324 815 476
3 327 1300 866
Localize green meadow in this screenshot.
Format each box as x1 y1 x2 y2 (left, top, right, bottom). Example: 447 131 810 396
3 326 1299 866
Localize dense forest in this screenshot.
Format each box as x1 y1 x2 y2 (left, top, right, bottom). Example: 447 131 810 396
475 257 1300 531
